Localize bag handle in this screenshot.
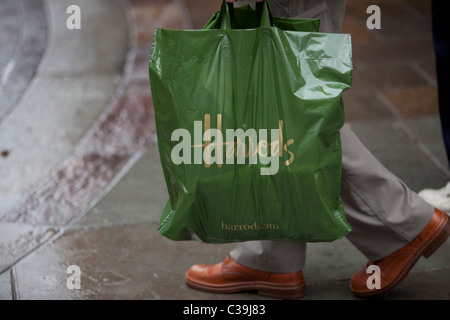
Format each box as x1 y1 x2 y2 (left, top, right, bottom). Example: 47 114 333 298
256 0 273 28
220 0 274 29
220 1 233 29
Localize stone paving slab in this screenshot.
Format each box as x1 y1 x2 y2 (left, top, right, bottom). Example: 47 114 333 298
72 145 166 228
0 0 130 215
0 75 122 214
350 118 449 192
41 0 129 76
0 0 134 276
12 221 232 300
0 0 47 122
302 268 450 300
0 271 11 300
402 116 449 171
0 222 58 272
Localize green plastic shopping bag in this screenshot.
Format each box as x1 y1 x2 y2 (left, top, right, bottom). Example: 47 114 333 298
149 0 353 243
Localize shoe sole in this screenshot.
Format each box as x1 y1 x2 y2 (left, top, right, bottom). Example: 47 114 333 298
185 277 306 300
352 213 450 298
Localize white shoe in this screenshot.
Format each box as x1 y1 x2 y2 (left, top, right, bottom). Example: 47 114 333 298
418 181 450 212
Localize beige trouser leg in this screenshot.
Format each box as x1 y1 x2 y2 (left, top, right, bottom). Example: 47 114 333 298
229 0 434 273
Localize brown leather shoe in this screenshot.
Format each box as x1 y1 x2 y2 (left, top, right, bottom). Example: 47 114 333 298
351 208 450 298
185 256 305 299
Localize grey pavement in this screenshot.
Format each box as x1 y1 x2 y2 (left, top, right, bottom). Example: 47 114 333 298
0 0 449 301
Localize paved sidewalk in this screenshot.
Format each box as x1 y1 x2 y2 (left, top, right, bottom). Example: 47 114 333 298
0 0 449 300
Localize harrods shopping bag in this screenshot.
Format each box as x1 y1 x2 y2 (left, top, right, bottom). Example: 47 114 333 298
149 0 353 243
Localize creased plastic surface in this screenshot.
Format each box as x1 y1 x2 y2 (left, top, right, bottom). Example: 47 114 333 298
149 1 353 243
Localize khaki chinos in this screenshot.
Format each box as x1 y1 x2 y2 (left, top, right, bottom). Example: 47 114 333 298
229 0 434 273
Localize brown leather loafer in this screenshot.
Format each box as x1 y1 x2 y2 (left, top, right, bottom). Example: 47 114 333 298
351 208 450 298
185 256 305 299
